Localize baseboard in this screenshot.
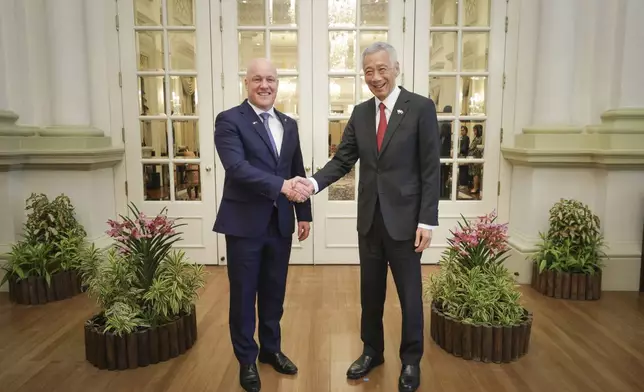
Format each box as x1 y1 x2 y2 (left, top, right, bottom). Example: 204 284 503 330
506 245 642 291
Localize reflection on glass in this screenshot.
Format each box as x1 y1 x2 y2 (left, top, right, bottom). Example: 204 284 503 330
136 31 164 71
173 120 200 158
239 76 248 100
168 0 195 26
359 31 387 66
170 76 198 115
140 120 168 158
134 0 162 26
270 0 298 25
461 32 489 72
328 0 356 26
460 76 486 116
143 164 171 201
440 163 452 200
270 31 298 72
239 31 266 71
174 163 201 200
328 119 348 157
238 0 265 25
360 0 388 26
431 0 457 26
359 75 373 101
329 77 355 116
437 121 453 159
429 76 456 115
169 32 196 71
460 120 486 146
329 31 356 71
456 163 482 200
464 0 490 26
328 167 355 201
430 32 457 72
276 77 298 115
138 76 165 115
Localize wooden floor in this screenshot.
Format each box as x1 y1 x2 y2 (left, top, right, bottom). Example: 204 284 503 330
1 266 644 392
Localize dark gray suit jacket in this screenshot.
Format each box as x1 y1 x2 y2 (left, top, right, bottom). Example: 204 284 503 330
312 87 441 241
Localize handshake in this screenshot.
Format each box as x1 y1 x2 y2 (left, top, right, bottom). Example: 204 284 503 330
281 176 315 203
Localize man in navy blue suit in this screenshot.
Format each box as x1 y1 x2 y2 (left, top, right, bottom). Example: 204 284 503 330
213 58 312 392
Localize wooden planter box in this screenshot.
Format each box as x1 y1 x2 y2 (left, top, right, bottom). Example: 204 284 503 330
84 306 198 370
530 262 601 300
430 302 532 363
8 270 82 305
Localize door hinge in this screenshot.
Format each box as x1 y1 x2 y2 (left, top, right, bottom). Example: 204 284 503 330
500 127 504 143
125 181 129 196
502 73 506 89
118 72 122 87
505 17 508 32
121 127 125 142
402 16 406 33
221 72 224 89
219 15 223 32
115 14 120 31
497 181 501 196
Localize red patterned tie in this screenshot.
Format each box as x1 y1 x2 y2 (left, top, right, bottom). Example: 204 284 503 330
376 102 387 151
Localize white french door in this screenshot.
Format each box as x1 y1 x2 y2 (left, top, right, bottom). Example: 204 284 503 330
411 0 506 263
219 0 314 264
118 0 220 264
311 0 410 264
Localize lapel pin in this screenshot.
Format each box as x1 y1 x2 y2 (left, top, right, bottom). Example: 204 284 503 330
397 109 404 114
252 121 258 125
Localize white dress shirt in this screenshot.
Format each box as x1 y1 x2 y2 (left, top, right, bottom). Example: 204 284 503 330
309 87 435 231
248 101 284 155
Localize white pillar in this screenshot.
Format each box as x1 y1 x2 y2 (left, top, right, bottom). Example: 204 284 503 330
45 0 91 127
531 0 578 125
0 19 9 112
618 0 644 108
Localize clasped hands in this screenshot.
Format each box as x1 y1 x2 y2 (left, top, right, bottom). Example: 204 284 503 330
281 176 315 203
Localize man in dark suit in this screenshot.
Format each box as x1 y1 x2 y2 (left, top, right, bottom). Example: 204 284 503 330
298 42 440 392
214 58 312 392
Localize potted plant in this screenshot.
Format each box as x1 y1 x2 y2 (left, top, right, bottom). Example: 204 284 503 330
80 203 207 371
2 193 87 305
530 199 605 300
424 211 533 364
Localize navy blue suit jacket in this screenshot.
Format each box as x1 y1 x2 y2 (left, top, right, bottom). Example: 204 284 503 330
213 100 312 238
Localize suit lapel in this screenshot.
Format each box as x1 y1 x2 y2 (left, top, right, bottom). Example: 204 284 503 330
239 100 278 163
274 109 292 164
365 98 378 159
379 88 410 157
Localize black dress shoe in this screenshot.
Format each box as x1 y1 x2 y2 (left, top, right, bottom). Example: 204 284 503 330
258 351 298 375
398 364 420 392
346 354 384 380
240 364 261 392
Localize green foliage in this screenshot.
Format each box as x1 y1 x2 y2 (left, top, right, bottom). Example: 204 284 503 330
532 199 605 274
423 212 526 326
80 204 207 336
1 193 87 286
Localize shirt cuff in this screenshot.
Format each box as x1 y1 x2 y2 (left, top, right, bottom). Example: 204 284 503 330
307 177 319 193
417 223 435 230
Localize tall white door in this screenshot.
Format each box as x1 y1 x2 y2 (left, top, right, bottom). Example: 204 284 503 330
118 0 220 264
219 0 314 264
410 0 507 262
311 0 409 264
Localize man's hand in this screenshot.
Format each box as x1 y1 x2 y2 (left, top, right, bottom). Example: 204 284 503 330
281 177 313 202
297 221 310 241
414 228 432 253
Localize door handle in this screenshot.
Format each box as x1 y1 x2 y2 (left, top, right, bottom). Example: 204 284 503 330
305 166 311 172
205 165 212 172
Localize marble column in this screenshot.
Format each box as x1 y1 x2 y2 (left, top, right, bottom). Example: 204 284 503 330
45 0 93 129
617 0 644 108
531 0 578 126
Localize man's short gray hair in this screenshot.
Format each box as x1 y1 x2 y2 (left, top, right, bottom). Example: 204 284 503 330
361 41 398 66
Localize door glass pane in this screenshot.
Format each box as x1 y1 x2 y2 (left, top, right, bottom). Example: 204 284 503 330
138 76 166 115
431 0 458 26
173 120 200 157
170 76 198 115
329 31 356 71
329 77 355 116
359 75 373 101
167 0 195 26
239 31 266 71
464 0 490 27
143 164 171 201
270 0 298 25
169 31 196 71
429 76 457 115
430 32 457 72
460 76 486 116
328 167 356 201
456 163 483 200
440 163 453 200
461 32 489 72
328 0 356 26
174 163 201 200
140 120 169 158
136 31 164 71
359 31 388 66
276 77 298 115
271 31 298 72
328 119 347 158
360 0 388 26
134 0 162 26
238 0 266 25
